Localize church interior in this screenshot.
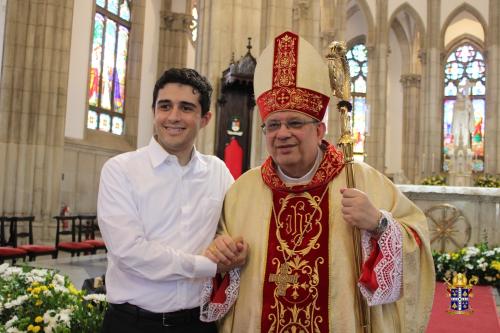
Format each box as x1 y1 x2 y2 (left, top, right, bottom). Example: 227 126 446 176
0 0 499 331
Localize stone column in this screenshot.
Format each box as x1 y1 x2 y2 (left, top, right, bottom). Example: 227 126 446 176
157 0 192 73
293 0 321 50
417 0 441 178
400 74 421 182
195 0 292 165
320 0 348 146
365 0 389 171
0 1 73 229
485 0 500 174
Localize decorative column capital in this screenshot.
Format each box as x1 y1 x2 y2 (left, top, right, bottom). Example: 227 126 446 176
161 11 193 33
296 0 310 18
400 74 421 88
418 49 426 64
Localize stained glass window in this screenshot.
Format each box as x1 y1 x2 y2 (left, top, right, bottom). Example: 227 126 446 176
442 43 485 172
346 43 368 161
87 0 130 136
190 1 198 43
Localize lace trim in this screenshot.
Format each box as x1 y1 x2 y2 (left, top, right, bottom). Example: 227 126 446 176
359 210 403 306
199 268 240 322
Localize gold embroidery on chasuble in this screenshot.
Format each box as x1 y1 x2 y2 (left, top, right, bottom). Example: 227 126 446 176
260 142 344 333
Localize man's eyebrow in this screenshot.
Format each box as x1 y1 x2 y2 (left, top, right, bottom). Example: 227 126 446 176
179 101 197 108
156 99 171 105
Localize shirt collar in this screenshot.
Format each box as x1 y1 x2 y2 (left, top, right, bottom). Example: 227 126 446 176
147 137 206 169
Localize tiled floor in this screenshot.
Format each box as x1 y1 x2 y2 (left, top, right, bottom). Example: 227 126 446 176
27 253 107 289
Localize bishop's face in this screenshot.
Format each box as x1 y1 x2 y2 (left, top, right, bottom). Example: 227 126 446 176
264 111 325 178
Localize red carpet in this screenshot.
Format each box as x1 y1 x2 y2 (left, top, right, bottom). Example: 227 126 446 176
426 282 500 332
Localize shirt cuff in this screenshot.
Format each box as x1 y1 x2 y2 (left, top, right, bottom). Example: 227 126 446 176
194 255 217 278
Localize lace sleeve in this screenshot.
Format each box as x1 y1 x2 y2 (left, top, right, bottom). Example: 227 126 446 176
199 268 240 322
358 210 403 306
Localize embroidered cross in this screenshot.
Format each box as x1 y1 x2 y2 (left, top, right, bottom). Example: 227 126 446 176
268 262 298 296
277 93 289 104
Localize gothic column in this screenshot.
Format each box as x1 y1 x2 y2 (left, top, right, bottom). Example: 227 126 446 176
0 1 73 225
321 0 348 146
365 0 389 171
418 0 441 177
292 0 321 49
400 74 422 182
195 0 293 166
485 0 500 174
157 0 192 73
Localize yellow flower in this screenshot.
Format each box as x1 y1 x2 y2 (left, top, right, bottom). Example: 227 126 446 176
35 299 43 306
28 324 34 331
27 287 32 292
32 281 39 287
491 260 500 271
48 283 54 289
451 253 460 260
40 285 48 291
35 316 43 323
88 303 94 309
68 284 79 295
33 326 41 333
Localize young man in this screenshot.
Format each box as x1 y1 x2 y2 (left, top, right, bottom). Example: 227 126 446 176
98 68 247 333
203 32 434 332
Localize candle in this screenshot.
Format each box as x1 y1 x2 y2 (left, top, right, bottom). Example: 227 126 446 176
422 153 426 174
432 153 435 173
365 105 370 135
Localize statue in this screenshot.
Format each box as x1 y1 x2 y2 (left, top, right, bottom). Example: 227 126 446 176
451 80 475 149
447 80 475 186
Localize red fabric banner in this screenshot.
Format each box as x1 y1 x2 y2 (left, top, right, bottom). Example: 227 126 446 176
224 137 243 179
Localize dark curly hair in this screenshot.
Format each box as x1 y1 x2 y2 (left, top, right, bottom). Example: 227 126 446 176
152 68 213 116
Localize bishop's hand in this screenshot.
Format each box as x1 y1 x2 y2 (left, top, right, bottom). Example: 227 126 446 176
340 188 381 232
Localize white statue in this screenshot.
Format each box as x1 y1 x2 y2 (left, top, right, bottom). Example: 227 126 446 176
451 81 475 149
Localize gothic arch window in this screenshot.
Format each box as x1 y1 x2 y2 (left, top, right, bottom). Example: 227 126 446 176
346 43 368 161
190 1 198 43
87 0 131 135
442 42 486 172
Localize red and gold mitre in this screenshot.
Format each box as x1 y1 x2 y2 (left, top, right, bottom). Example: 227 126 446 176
254 31 331 121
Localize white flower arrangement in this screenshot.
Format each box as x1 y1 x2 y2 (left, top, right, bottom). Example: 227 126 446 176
0 263 107 333
433 242 500 287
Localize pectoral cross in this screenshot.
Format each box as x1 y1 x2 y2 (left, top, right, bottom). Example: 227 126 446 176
268 262 298 296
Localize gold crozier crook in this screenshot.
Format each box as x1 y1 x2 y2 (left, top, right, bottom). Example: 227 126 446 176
326 41 371 333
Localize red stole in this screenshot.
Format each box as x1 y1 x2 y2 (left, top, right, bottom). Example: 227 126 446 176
260 142 344 333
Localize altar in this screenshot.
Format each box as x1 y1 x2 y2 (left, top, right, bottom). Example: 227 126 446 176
397 185 500 251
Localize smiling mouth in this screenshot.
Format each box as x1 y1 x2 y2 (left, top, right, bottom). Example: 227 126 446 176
164 126 186 134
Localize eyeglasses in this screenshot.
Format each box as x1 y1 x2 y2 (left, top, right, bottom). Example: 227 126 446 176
261 119 319 134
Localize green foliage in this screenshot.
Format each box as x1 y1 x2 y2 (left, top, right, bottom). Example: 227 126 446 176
433 242 500 287
474 174 500 188
0 264 107 333
421 174 447 186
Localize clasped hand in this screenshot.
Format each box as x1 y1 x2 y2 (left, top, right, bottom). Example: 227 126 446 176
204 235 249 273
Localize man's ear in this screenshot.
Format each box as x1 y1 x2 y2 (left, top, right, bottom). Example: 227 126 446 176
317 122 326 141
200 111 212 128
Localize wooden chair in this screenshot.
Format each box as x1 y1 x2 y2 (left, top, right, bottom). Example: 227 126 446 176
13 216 57 261
77 215 106 252
0 216 27 263
53 216 95 257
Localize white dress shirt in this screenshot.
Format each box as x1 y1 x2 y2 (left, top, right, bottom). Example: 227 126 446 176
97 137 233 312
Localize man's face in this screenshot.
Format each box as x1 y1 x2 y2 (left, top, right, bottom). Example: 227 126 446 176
153 83 210 159
264 111 325 177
